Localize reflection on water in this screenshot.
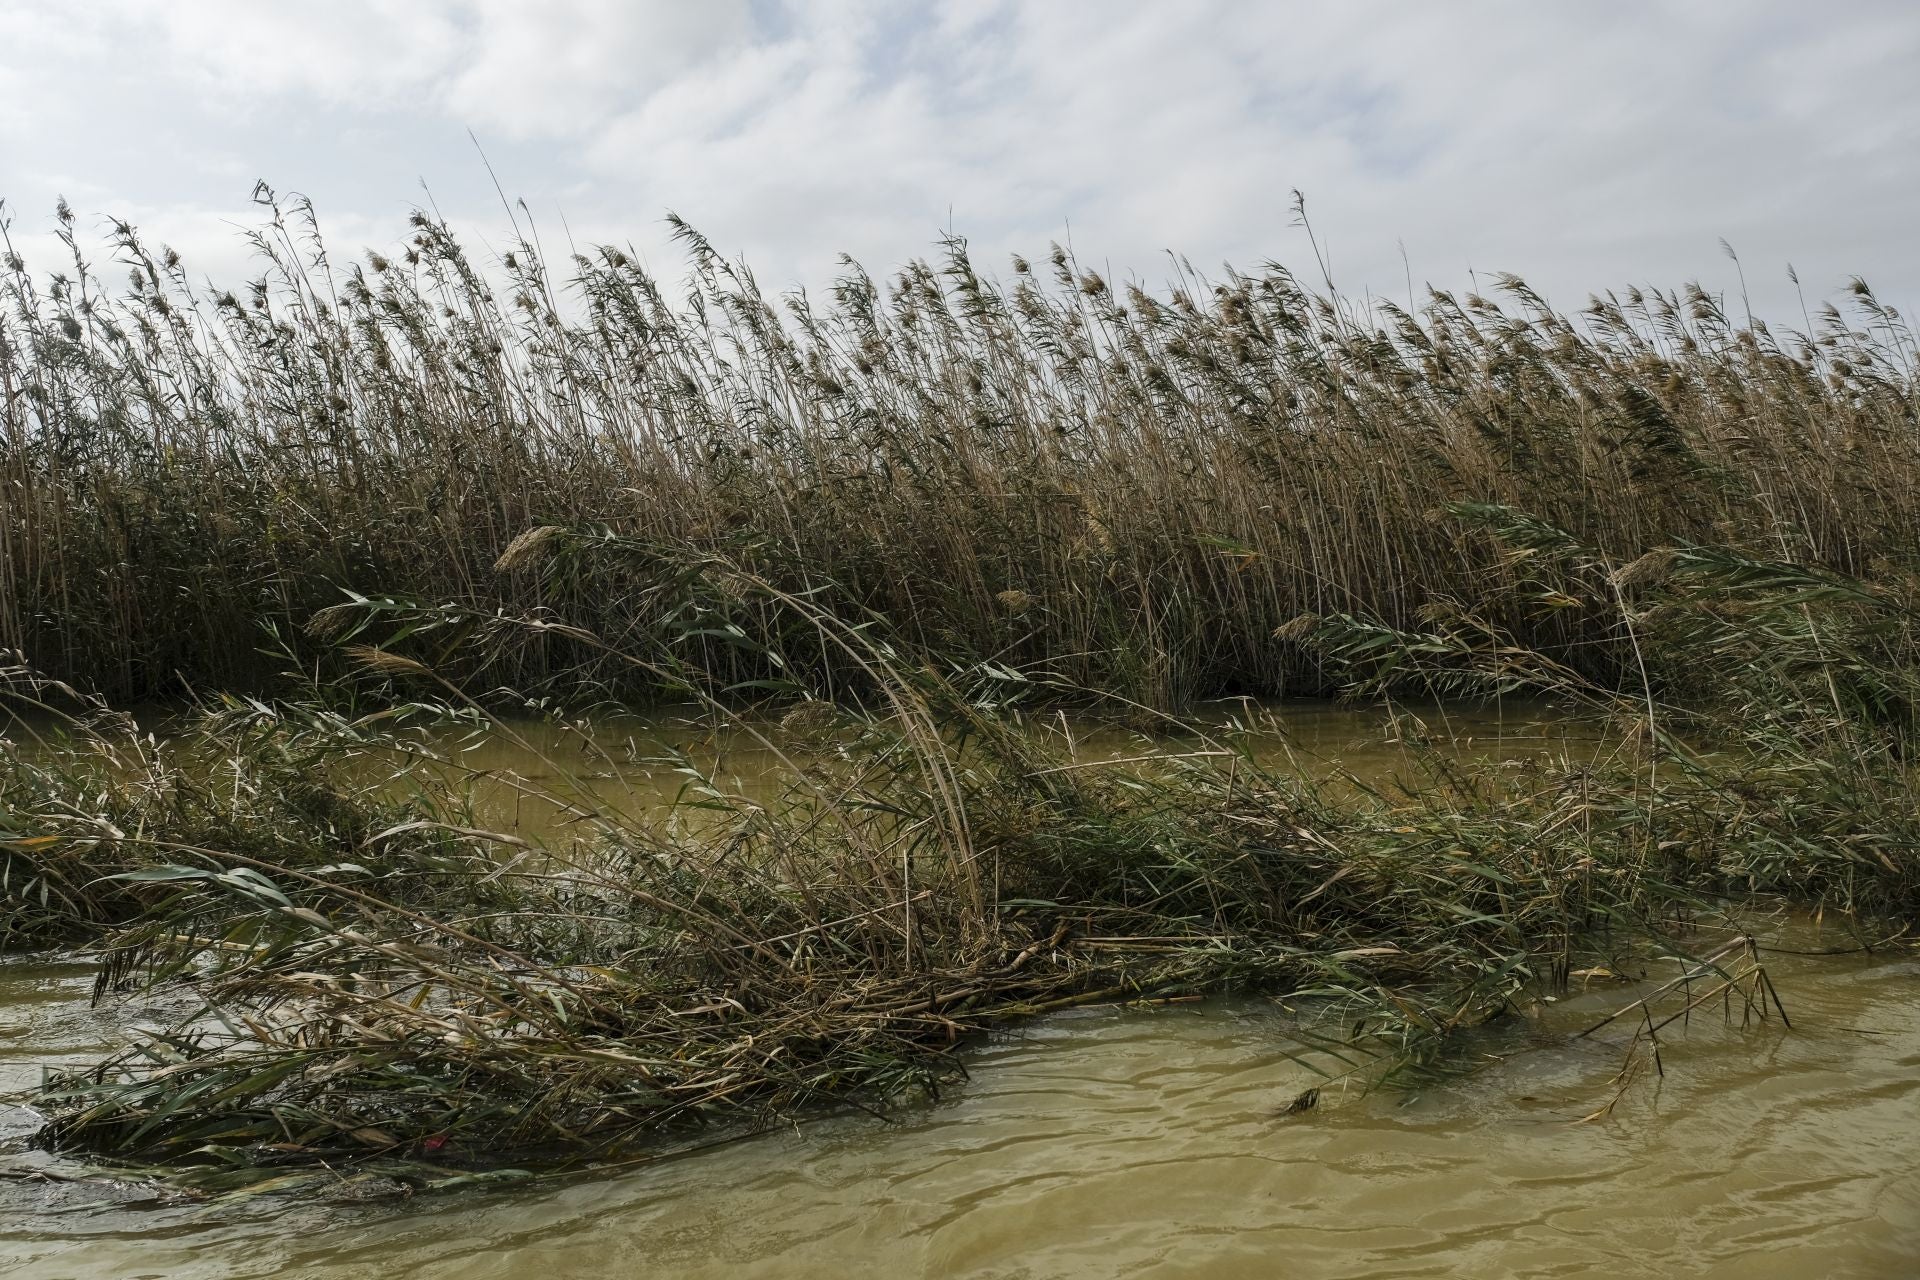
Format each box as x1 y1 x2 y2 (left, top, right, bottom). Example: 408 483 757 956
2 925 1916 1279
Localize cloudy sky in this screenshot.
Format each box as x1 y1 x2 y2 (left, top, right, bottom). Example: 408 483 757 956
2 0 1915 320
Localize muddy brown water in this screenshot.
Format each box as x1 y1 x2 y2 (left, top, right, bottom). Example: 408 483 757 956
3 704 1918 1278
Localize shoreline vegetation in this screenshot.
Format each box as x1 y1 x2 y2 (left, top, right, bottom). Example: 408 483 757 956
1 196 1918 1197
4 190 1918 708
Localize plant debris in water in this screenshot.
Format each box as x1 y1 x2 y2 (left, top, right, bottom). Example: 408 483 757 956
1 510 1916 1195
2 199 1917 1194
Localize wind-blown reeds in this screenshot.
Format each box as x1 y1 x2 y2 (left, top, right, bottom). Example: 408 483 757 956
8 516 1916 1192
4 190 1916 707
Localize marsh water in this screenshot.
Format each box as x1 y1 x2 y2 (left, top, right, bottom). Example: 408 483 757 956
372 697 1609 839
3 703 1918 1278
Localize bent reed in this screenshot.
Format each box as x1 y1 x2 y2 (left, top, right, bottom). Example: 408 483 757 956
2 193 1918 1195
4 514 1918 1194
4 190 1918 708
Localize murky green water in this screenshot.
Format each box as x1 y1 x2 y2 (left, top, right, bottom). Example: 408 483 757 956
384 697 1607 839
3 705 1917 1278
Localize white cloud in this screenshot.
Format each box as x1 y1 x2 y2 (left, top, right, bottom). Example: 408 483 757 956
121 0 464 105
444 0 754 136
0 0 1915 319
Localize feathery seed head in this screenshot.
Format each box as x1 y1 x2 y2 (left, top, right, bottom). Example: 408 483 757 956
346 645 431 677
1609 548 1677 590
495 525 566 573
1273 613 1322 642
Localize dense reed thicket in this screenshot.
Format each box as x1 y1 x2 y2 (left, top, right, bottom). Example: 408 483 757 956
8 514 1916 1193
5 190 1917 707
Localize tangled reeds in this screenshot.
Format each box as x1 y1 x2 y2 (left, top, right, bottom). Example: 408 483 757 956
5 514 1915 1193
3 191 1916 707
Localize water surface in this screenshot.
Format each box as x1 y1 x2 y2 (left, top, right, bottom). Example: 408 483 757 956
3 929 1916 1279
3 704 1915 1278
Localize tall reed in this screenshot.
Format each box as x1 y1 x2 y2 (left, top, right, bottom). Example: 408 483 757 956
5 189 1916 707
10 515 1916 1192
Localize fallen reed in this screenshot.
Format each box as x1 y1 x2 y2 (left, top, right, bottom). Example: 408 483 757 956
6 512 1914 1193
4 190 1916 708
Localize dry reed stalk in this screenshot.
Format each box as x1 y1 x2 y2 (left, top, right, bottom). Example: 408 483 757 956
1 194 1914 708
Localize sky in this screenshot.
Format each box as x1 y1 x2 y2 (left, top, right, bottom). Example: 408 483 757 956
2 0 1916 322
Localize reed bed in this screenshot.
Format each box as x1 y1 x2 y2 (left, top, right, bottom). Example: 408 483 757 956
4 191 1917 708
6 515 1916 1194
